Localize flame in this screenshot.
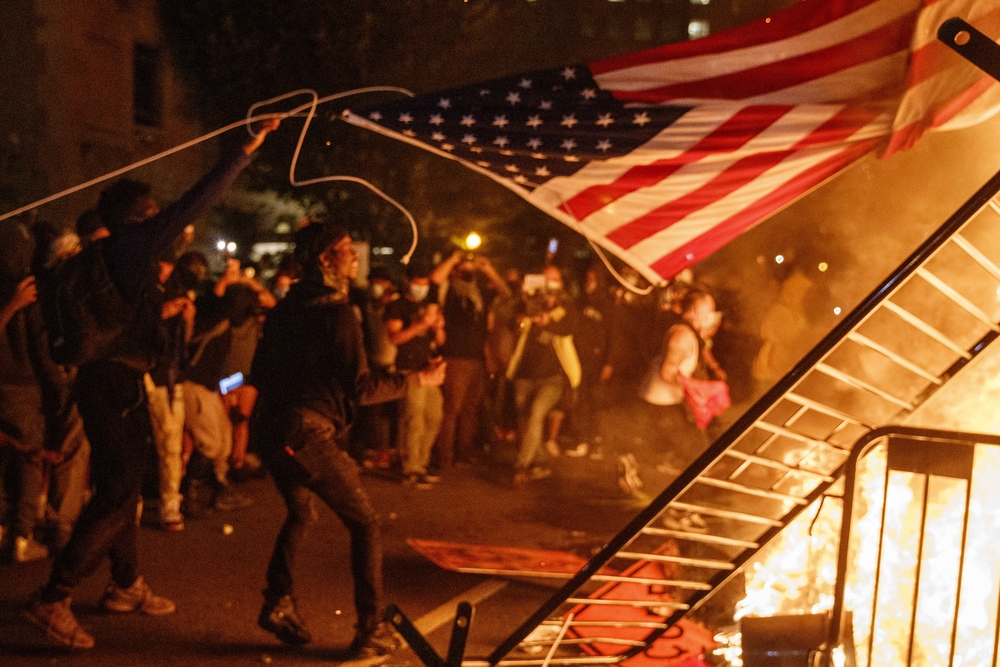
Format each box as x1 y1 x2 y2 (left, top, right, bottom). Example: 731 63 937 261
720 441 1000 667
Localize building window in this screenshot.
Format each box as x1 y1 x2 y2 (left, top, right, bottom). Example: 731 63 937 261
133 44 162 127
688 19 710 39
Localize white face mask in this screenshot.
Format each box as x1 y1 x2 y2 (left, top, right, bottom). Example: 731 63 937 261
546 280 562 293
409 284 430 301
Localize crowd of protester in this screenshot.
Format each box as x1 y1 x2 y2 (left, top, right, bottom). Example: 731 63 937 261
0 116 735 652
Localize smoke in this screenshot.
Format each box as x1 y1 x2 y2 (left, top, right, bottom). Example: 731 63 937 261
698 111 1000 405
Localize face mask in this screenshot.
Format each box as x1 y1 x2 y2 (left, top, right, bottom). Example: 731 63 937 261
409 284 430 301
371 283 386 299
546 280 562 293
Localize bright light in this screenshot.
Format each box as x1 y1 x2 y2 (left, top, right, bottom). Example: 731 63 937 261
775 255 784 264
226 242 237 253
834 307 842 315
688 19 710 39
819 262 829 272
466 232 482 250
216 240 227 251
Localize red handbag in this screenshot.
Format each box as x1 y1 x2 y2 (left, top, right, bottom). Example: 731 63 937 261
679 375 731 429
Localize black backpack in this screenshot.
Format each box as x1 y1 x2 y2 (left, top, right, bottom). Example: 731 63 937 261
37 239 131 366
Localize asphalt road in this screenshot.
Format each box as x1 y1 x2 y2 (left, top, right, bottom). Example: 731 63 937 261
0 441 648 666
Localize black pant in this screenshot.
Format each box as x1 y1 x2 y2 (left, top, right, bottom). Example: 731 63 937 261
43 360 151 602
261 407 382 632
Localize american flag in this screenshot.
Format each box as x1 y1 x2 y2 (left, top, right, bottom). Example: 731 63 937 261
345 0 1000 284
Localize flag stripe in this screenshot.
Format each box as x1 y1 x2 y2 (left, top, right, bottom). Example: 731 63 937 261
605 13 918 104
568 103 877 238
590 0 909 77
560 105 794 220
609 149 796 249
647 138 880 277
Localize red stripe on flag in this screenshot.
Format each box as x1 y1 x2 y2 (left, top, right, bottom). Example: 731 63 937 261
561 106 793 220
608 149 796 250
793 105 885 148
648 138 880 279
608 13 917 104
590 0 888 74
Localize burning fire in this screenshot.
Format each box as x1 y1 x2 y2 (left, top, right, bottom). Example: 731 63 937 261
717 440 1000 666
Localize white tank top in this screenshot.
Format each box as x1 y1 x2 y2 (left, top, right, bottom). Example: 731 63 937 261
639 324 698 406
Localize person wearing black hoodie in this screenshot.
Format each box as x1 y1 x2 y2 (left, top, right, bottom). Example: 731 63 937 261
250 222 445 658
23 119 279 650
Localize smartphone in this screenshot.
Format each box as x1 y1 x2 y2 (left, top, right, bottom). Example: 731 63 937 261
219 372 244 395
547 238 559 254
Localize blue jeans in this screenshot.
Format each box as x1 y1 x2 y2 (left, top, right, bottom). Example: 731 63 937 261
261 408 383 632
513 374 565 470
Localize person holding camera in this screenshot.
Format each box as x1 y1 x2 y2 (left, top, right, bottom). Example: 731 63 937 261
384 262 446 489
430 250 510 471
505 265 581 488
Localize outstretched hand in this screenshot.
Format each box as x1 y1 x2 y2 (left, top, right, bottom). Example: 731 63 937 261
243 117 281 155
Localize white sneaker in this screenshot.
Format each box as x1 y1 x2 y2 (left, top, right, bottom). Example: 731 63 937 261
617 454 643 496
14 536 49 562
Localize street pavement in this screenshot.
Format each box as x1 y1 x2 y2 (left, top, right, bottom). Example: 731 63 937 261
0 442 647 666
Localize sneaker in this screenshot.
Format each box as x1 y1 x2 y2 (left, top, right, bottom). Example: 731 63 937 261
528 465 552 480
14 536 50 563
423 470 442 484
617 453 643 496
662 508 710 534
258 594 312 645
99 576 175 615
512 470 529 489
564 443 589 457
23 595 94 649
213 484 253 511
350 621 401 658
160 508 185 532
402 473 432 490
544 439 561 457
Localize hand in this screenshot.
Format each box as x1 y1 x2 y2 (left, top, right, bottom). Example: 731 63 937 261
417 358 447 387
161 296 193 320
243 117 281 155
8 276 38 313
421 303 441 327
